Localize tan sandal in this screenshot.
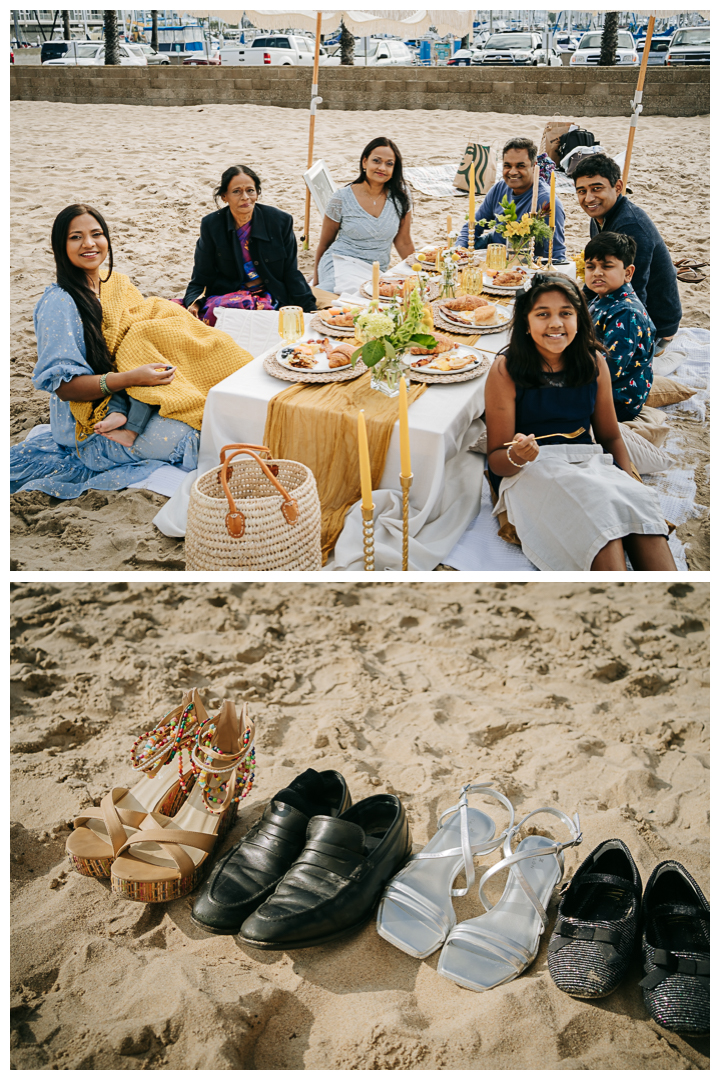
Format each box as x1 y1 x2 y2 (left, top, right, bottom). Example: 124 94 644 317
65 688 208 879
110 701 256 903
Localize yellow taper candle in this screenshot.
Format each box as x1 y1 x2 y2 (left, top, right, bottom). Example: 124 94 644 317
531 164 540 214
372 261 380 301
446 212 452 241
358 410 373 512
398 376 411 478
467 162 476 244
549 169 556 229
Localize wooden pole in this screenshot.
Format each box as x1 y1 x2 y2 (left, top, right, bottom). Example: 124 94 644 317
622 15 654 194
302 11 323 250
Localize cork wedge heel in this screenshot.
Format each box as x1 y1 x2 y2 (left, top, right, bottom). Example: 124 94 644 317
110 701 256 903
66 688 208 879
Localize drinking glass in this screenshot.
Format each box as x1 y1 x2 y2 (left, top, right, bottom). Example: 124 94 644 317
486 243 507 271
278 306 304 343
460 265 485 298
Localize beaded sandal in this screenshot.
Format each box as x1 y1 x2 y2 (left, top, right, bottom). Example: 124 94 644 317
66 688 208 879
109 701 256 903
437 806 582 992
376 781 515 959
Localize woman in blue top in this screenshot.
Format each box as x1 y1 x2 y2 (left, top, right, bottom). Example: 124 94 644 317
11 204 199 499
485 274 675 571
313 137 416 292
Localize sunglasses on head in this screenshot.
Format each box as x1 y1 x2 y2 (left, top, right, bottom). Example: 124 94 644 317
520 272 576 293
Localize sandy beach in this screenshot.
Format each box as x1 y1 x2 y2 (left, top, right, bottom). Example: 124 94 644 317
10 581 709 1069
10 102 709 570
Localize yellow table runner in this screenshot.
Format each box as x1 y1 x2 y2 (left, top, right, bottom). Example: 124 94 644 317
264 370 427 563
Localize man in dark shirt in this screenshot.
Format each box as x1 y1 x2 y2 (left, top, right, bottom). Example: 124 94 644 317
573 153 681 346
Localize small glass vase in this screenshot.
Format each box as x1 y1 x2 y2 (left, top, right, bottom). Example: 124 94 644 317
507 237 535 270
370 356 405 397
439 261 457 300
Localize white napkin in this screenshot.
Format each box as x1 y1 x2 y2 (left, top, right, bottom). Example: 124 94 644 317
213 308 282 355
331 254 376 294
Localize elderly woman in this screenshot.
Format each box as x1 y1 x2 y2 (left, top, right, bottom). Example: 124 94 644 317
183 164 316 323
313 137 415 292
11 204 252 498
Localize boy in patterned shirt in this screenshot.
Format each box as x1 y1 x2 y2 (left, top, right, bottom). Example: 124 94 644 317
584 232 655 421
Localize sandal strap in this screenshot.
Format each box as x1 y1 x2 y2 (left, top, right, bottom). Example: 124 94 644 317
412 781 515 898
191 707 256 814
478 807 582 926
73 787 148 857
564 871 642 901
639 949 710 991
115 821 218 878
447 923 532 971
380 879 455 940
130 688 206 777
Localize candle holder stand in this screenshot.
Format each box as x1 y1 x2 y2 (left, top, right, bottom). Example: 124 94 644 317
362 504 375 571
400 473 413 571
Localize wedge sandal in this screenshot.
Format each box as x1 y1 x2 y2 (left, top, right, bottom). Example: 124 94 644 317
65 688 207 879
376 781 515 958
110 701 256 903
437 806 582 992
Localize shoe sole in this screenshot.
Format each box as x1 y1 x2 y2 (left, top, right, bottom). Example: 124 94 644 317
190 914 245 936
237 910 374 951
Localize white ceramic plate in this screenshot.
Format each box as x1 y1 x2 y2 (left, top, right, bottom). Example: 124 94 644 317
482 268 533 292
277 339 353 372
439 302 513 329
402 342 493 374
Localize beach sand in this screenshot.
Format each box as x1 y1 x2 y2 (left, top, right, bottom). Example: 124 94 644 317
10 581 709 1070
10 102 709 570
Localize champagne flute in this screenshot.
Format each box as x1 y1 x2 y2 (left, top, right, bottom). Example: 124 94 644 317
278 306 304 344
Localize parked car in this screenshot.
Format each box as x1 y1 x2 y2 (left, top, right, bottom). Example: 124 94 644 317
665 26 710 66
475 32 562 66
41 39 96 64
634 36 672 65
182 51 221 66
570 30 639 65
352 38 414 65
219 33 324 66
447 47 482 65
44 42 148 66
138 44 170 65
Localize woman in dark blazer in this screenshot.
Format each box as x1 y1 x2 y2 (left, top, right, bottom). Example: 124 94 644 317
183 164 316 324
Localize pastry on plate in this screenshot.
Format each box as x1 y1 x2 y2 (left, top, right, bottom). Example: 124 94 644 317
492 270 526 286
442 295 491 312
409 332 455 357
456 304 497 325
326 342 355 368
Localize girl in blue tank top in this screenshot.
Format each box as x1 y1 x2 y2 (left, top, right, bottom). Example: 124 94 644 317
484 274 675 571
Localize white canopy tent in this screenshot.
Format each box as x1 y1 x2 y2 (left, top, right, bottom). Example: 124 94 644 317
179 9 475 244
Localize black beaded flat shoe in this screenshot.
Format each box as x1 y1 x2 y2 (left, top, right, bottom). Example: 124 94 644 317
191 768 351 934
238 794 412 950
547 838 642 999
639 860 709 1036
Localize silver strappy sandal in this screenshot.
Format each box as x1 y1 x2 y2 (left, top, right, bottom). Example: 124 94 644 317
376 781 515 959
437 806 582 992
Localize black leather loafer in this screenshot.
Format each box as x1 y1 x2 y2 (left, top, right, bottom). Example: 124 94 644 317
547 838 642 998
639 860 709 1035
238 794 412 950
191 768 351 934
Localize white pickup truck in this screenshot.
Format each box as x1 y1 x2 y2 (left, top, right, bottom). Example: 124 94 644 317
219 33 334 66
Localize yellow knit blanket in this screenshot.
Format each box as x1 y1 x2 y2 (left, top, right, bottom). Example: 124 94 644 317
70 272 253 435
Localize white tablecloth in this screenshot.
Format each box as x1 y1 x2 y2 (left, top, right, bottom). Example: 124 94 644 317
153 307 512 570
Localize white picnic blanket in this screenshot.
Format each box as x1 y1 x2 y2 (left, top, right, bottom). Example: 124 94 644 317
444 326 709 573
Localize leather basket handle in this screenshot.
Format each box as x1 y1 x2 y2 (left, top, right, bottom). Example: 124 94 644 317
218 443 278 481
216 447 299 538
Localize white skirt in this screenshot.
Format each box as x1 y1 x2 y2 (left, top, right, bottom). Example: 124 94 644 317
493 444 668 571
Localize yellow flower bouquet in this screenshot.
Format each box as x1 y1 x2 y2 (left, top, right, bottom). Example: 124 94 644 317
477 195 553 268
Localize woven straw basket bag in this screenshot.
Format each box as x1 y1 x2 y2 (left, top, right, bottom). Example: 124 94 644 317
185 443 322 571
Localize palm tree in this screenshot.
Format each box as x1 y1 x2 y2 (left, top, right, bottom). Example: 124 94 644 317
62 11 71 40
104 10 120 64
151 10 159 53
340 18 354 65
599 11 619 65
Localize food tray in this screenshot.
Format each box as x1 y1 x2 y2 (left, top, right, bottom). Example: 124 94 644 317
264 349 366 384
431 300 512 337
310 313 358 339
